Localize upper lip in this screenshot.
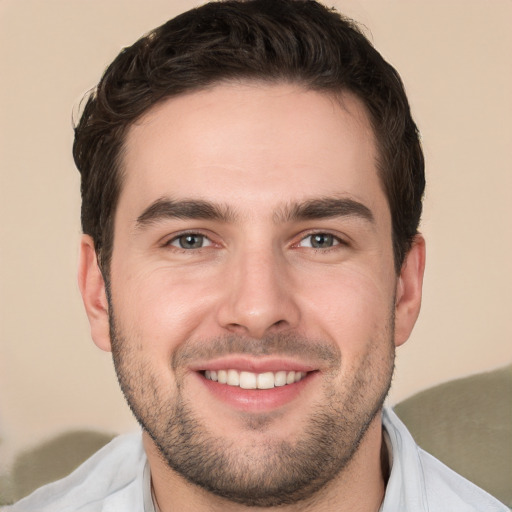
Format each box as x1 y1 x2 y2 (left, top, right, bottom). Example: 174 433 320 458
188 356 317 374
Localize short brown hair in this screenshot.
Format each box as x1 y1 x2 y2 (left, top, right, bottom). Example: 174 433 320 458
73 0 424 276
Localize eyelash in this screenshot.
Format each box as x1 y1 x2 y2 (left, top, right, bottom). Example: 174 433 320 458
163 231 216 251
163 231 347 252
294 231 347 251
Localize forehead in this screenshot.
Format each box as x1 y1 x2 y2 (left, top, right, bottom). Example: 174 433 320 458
118 82 385 223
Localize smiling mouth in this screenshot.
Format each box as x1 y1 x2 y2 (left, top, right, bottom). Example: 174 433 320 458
203 369 309 389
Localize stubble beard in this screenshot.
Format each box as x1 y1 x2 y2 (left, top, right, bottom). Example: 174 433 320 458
109 310 396 507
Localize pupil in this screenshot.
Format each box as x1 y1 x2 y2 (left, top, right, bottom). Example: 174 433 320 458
180 234 203 249
312 234 332 248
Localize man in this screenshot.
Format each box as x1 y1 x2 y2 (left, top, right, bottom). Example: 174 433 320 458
4 1 507 511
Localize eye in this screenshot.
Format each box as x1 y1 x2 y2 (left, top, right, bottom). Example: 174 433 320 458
298 233 341 249
168 233 213 249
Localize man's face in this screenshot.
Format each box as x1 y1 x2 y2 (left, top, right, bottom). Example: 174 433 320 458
89 83 416 505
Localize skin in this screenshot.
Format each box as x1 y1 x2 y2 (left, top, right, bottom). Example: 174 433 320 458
79 82 425 511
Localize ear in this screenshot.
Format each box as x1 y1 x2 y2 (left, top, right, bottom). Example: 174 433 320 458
78 235 112 352
394 235 426 347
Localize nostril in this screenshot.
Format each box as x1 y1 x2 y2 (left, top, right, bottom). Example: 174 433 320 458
225 323 248 334
217 283 301 338
225 319 290 339
268 319 290 332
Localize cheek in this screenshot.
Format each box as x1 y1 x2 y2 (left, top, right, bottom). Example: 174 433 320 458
299 264 395 352
110 263 223 352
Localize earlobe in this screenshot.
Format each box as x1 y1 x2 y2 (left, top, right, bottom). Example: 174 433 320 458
394 235 426 347
78 235 112 352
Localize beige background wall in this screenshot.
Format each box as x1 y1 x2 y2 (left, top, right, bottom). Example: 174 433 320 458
1 0 511 476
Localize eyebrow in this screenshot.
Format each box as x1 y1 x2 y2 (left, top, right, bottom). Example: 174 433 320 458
274 197 375 224
135 196 374 229
136 198 236 228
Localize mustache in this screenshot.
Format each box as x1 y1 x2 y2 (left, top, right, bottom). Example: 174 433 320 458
171 333 341 371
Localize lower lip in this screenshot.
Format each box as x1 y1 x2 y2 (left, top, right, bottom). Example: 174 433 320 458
196 372 317 412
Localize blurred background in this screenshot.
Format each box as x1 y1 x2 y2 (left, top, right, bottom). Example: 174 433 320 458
1 0 511 483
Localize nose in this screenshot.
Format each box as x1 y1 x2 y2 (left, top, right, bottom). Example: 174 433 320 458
216 247 301 339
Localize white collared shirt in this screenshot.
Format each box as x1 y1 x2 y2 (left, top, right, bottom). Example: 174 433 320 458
3 408 508 511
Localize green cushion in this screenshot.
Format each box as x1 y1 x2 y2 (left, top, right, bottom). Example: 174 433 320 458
394 364 512 508
0 430 115 505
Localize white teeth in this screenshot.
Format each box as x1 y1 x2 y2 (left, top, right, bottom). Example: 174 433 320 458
274 371 287 387
204 369 308 389
257 372 275 389
227 369 240 386
240 371 257 389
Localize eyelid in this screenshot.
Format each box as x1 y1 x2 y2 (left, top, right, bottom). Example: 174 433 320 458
293 230 348 249
161 229 218 249
171 235 212 249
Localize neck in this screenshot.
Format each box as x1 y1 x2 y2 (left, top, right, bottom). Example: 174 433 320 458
145 412 387 512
